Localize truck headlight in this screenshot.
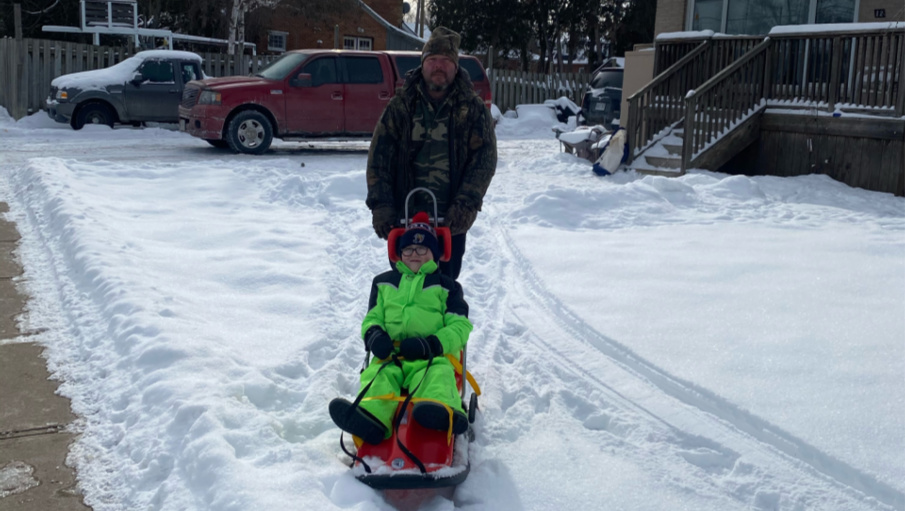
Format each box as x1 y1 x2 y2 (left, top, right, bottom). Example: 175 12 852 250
198 90 221 105
56 90 68 100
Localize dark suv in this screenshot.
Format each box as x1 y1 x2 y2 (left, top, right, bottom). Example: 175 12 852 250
47 50 203 129
581 67 624 128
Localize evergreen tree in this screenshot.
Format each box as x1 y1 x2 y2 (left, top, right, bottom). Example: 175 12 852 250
612 0 656 56
429 0 531 70
1 0 80 39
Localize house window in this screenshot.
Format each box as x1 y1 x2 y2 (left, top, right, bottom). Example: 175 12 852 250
687 0 855 34
343 36 373 50
268 31 288 52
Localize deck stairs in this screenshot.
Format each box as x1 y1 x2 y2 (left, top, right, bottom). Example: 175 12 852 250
628 126 686 176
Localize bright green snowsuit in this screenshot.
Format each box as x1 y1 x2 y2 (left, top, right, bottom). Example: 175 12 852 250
359 259 473 436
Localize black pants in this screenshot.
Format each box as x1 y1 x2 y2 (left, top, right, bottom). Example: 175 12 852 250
391 233 467 280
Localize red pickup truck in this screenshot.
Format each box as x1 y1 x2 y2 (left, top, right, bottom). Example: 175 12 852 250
178 50 491 154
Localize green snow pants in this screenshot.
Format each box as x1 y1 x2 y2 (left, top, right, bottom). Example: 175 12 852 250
358 355 464 439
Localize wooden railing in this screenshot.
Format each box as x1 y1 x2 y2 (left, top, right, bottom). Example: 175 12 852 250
682 38 771 172
626 41 710 159
627 35 762 160
682 26 905 172
655 36 762 76
766 27 905 113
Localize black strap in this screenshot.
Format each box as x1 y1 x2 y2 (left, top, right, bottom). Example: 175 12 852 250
392 356 434 474
337 357 398 474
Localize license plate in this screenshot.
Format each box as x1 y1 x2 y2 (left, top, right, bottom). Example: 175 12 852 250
595 103 607 111
179 118 186 131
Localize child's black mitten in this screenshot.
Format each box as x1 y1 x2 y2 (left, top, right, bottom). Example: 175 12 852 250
399 335 443 360
365 326 393 360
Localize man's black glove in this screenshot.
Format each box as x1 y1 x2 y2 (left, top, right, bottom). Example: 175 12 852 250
398 335 443 360
364 326 394 360
372 206 397 240
445 202 478 236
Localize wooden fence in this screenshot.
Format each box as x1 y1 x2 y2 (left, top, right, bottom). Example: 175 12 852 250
0 37 279 120
489 68 589 113
2 37 589 120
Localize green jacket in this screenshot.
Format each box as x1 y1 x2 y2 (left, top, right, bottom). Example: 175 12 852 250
366 67 497 229
361 260 472 356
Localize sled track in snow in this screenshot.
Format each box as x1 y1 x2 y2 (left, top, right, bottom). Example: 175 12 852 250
471 217 902 510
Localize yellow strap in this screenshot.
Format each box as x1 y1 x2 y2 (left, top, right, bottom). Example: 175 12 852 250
360 395 457 445
445 354 482 396
375 353 482 396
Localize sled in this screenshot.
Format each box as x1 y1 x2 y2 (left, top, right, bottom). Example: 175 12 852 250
347 351 481 490
339 187 481 490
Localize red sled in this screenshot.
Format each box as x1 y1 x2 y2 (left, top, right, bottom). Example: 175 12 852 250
344 352 480 490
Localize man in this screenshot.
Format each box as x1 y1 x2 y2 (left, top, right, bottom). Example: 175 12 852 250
366 26 497 280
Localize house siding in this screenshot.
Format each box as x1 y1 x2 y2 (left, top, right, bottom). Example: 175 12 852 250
654 0 903 37
654 0 688 37
858 0 905 22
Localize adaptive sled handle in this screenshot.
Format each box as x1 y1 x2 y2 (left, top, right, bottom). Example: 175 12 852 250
387 187 452 263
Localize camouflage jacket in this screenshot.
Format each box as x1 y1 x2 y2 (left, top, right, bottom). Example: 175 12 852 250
366 66 497 229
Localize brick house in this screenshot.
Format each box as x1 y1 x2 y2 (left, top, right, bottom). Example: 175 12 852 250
251 0 424 55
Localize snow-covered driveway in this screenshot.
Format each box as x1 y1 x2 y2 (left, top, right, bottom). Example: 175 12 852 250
1 110 902 510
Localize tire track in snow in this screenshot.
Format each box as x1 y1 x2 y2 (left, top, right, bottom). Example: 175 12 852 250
469 210 901 510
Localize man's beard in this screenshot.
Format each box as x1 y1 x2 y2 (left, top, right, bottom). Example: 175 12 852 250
427 71 451 93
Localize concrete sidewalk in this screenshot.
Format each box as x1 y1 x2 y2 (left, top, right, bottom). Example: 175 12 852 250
0 202 90 511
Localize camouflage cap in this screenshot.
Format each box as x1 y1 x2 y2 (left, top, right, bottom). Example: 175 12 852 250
422 26 460 67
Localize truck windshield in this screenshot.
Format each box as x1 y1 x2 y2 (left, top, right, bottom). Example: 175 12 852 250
256 53 309 80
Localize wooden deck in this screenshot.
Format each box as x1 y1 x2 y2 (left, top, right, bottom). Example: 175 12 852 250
728 112 904 196
626 25 905 196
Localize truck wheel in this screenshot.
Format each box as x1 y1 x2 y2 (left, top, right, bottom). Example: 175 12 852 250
226 111 272 154
73 103 115 130
205 139 229 149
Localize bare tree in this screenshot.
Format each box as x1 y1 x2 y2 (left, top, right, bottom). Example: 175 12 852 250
228 0 281 54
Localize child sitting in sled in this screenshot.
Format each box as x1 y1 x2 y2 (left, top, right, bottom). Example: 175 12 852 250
329 212 472 445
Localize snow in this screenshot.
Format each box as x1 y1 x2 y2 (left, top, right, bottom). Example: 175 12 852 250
656 30 715 41
51 50 202 90
769 22 905 36
0 107 903 511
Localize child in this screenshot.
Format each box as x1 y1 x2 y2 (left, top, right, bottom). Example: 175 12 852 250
329 212 473 444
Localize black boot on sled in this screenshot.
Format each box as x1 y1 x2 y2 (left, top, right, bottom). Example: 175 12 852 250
329 398 387 445
412 402 469 435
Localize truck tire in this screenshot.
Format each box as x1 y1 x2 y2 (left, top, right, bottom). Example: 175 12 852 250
72 102 115 130
226 110 273 154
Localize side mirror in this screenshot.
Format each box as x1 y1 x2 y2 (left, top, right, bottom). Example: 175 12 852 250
292 73 313 87
130 72 144 86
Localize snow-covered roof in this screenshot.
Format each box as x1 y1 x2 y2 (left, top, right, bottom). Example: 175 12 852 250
51 50 202 90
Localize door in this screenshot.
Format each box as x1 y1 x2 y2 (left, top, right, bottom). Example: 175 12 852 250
284 56 343 134
123 59 181 122
341 55 392 134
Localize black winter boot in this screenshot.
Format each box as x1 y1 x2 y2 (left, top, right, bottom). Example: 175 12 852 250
329 398 387 445
412 402 469 435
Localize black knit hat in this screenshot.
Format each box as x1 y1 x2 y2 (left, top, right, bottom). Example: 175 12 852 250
398 212 440 261
422 26 461 67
